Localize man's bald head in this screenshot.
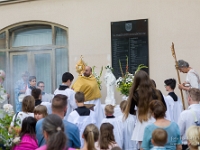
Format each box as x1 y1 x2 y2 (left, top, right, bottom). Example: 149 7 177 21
84 66 92 77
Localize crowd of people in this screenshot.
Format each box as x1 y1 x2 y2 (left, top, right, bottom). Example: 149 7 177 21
9 59 200 150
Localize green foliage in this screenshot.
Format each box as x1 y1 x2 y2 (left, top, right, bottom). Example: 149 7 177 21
116 56 148 96
0 108 20 149
0 111 13 149
92 66 103 90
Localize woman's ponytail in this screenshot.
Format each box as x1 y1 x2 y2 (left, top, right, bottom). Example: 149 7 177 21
43 114 67 150
83 124 99 150
87 130 95 150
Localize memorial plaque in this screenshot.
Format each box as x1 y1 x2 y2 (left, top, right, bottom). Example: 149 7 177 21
111 19 149 78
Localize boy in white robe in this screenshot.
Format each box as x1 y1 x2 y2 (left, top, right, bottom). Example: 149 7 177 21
164 78 182 123
68 92 96 147
101 104 123 148
54 72 77 120
118 101 137 150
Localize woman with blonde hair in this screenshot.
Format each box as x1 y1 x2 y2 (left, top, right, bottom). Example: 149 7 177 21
186 126 200 150
81 124 99 150
123 70 166 147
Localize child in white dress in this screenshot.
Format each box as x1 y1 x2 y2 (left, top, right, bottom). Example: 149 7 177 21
101 105 123 148
117 100 137 150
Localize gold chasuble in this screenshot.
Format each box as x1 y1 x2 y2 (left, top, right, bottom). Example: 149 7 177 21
72 75 101 101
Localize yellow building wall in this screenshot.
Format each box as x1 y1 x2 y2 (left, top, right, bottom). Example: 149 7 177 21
0 0 200 105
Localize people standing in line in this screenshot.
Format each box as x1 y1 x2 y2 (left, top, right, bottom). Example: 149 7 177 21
36 94 81 148
72 66 104 128
81 124 99 150
95 123 118 150
67 92 96 148
12 116 38 150
141 100 182 150
54 72 77 120
164 78 183 123
178 59 200 91
25 76 36 96
123 70 166 148
178 88 200 150
37 81 53 103
14 71 29 112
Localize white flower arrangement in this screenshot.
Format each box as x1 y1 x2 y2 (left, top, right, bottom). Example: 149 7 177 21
0 104 20 149
116 56 148 96
3 104 14 116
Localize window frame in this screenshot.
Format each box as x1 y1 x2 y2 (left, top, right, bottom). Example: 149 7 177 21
0 21 68 105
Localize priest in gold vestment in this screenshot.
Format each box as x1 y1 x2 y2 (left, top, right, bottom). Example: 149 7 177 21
72 66 104 128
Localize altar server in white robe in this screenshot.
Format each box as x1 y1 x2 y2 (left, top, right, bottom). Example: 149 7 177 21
72 66 104 128
101 104 123 148
54 72 77 120
164 78 183 123
68 92 96 147
118 101 137 150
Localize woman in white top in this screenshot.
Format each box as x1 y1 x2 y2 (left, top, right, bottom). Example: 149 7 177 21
10 95 35 128
123 70 166 148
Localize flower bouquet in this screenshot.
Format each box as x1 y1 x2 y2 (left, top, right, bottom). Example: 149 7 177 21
92 66 103 90
0 70 7 104
0 104 20 150
116 56 148 98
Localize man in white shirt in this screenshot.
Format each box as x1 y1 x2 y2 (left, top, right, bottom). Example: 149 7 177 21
178 88 200 150
54 72 77 120
37 81 53 102
178 59 200 91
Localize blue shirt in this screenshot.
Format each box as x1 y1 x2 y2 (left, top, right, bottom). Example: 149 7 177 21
141 122 182 150
151 146 166 150
36 118 81 148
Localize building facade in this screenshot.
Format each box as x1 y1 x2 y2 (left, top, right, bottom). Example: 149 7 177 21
0 0 200 105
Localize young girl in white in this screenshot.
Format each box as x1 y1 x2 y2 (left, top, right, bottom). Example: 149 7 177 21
101 105 123 148
118 101 137 150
